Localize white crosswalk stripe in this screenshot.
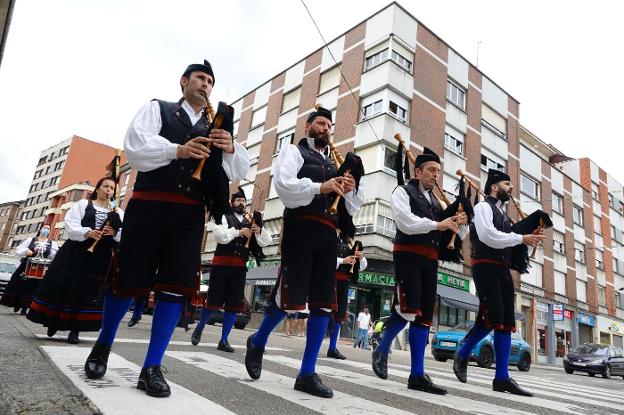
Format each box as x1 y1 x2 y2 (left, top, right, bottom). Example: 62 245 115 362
166 350 419 415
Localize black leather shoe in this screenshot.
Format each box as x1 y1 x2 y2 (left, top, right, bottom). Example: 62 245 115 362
13 306 20 313
20 308 27 315
294 373 333 398
191 326 203 346
408 374 447 395
245 334 264 380
493 378 533 397
217 340 234 353
453 352 468 383
47 327 58 338
127 318 140 328
84 342 111 379
67 331 80 344
137 365 171 398
327 348 346 360
372 350 388 379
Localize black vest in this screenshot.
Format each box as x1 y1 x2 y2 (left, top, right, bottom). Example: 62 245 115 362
283 139 338 221
394 180 443 248
28 237 52 258
132 99 211 202
470 196 513 264
336 235 352 274
214 212 251 259
81 200 97 229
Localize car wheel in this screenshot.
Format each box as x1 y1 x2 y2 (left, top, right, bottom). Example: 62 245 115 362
564 368 574 374
517 352 531 372
434 356 447 362
588 373 595 377
602 365 611 379
478 345 494 369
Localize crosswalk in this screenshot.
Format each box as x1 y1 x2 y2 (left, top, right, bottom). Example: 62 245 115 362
41 341 624 415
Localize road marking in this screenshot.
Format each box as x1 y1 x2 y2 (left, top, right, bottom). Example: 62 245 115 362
40 346 235 415
318 358 614 414
35 334 290 351
167 351 419 415
265 355 536 415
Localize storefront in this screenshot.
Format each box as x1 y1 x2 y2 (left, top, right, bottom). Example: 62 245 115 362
554 307 573 358
434 272 477 331
597 315 624 346
536 302 549 361
576 313 596 345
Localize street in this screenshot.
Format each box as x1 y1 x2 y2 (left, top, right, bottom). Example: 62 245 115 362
1 309 623 415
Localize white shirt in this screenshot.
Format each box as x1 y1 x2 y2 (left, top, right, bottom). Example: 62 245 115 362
124 100 250 181
64 199 125 243
357 312 371 329
273 138 366 215
213 213 272 248
472 200 523 249
391 183 469 239
15 237 59 260
336 255 368 270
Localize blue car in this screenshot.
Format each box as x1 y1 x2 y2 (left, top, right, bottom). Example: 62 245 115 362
431 322 532 372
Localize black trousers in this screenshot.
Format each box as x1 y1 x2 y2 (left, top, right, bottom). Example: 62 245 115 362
392 251 438 326
205 265 246 312
334 279 349 322
472 263 516 331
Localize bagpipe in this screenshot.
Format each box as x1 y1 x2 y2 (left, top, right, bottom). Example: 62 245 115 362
190 98 235 224
393 134 474 263
242 209 266 265
326 135 365 240
347 239 364 283
456 169 553 273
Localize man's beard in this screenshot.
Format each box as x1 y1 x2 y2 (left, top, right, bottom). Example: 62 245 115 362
233 205 245 214
496 188 510 202
310 131 329 148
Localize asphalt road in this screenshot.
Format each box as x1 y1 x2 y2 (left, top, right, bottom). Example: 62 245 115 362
1 309 623 415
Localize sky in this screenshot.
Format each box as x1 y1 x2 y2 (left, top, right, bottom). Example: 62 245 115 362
1 0 623 204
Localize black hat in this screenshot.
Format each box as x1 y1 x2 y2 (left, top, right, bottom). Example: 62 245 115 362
415 147 440 167
182 59 215 85
307 104 332 123
484 168 511 194
230 186 246 201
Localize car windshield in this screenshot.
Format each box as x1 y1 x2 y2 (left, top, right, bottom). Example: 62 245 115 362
451 322 473 331
575 344 607 355
0 262 17 273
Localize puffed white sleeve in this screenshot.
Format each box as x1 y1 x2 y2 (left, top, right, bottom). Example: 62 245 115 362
113 208 125 243
65 200 91 242
391 187 438 235
48 241 59 260
472 202 523 248
273 144 321 208
15 238 34 257
221 142 250 181
255 226 272 248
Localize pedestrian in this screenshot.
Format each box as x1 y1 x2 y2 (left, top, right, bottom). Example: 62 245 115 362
452 168 544 397
82 59 249 398
27 177 123 345
127 296 147 327
354 306 372 349
191 186 271 351
244 105 365 398
285 312 298 336
297 308 308 337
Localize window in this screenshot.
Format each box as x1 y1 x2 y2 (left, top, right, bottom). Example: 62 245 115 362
598 286 606 306
390 50 412 72
552 192 563 214
577 280 587 303
444 132 464 156
614 258 620 274
355 223 374 234
616 292 623 308
438 305 467 327
388 101 407 122
572 205 584 226
553 232 565 254
520 174 540 200
383 146 397 172
72 190 84 202
363 100 382 119
575 244 585 264
376 215 396 238
447 80 465 109
596 258 604 270
480 154 505 172
275 132 294 155
364 48 389 70
608 193 614 209
592 183 599 200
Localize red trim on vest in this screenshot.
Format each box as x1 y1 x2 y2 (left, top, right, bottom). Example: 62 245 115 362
212 255 247 267
393 244 439 261
299 214 336 230
472 258 508 267
132 191 202 206
335 271 350 281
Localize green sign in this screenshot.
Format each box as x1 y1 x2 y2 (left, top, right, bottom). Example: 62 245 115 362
357 272 395 287
247 258 281 269
437 272 470 291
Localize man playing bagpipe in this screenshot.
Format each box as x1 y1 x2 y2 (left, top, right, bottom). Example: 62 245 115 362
83 59 250 398
372 146 470 395
325 229 366 360
244 105 365 398
191 186 271 350
453 168 548 397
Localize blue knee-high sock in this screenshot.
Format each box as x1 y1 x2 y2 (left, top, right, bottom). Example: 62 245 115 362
97 293 133 346
409 324 429 377
252 305 286 349
377 314 408 354
220 311 237 342
458 322 491 359
195 308 213 333
300 313 330 377
143 299 184 368
328 321 341 351
494 331 511 381
131 299 145 321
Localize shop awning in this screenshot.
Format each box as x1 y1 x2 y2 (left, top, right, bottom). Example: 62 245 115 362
245 265 279 286
437 284 525 321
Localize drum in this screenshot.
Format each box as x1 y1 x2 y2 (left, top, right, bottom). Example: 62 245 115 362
24 257 51 280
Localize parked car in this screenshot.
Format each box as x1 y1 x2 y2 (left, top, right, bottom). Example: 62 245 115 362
563 343 624 379
0 254 20 296
431 322 532 372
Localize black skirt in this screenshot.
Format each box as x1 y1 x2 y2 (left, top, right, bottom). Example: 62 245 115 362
0 258 41 309
27 237 115 332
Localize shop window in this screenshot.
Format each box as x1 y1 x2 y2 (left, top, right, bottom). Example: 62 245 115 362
438 305 467 327
537 325 547 355
252 285 274 313
600 331 611 346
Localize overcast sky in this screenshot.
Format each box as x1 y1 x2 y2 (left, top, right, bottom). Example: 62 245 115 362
1 0 622 204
